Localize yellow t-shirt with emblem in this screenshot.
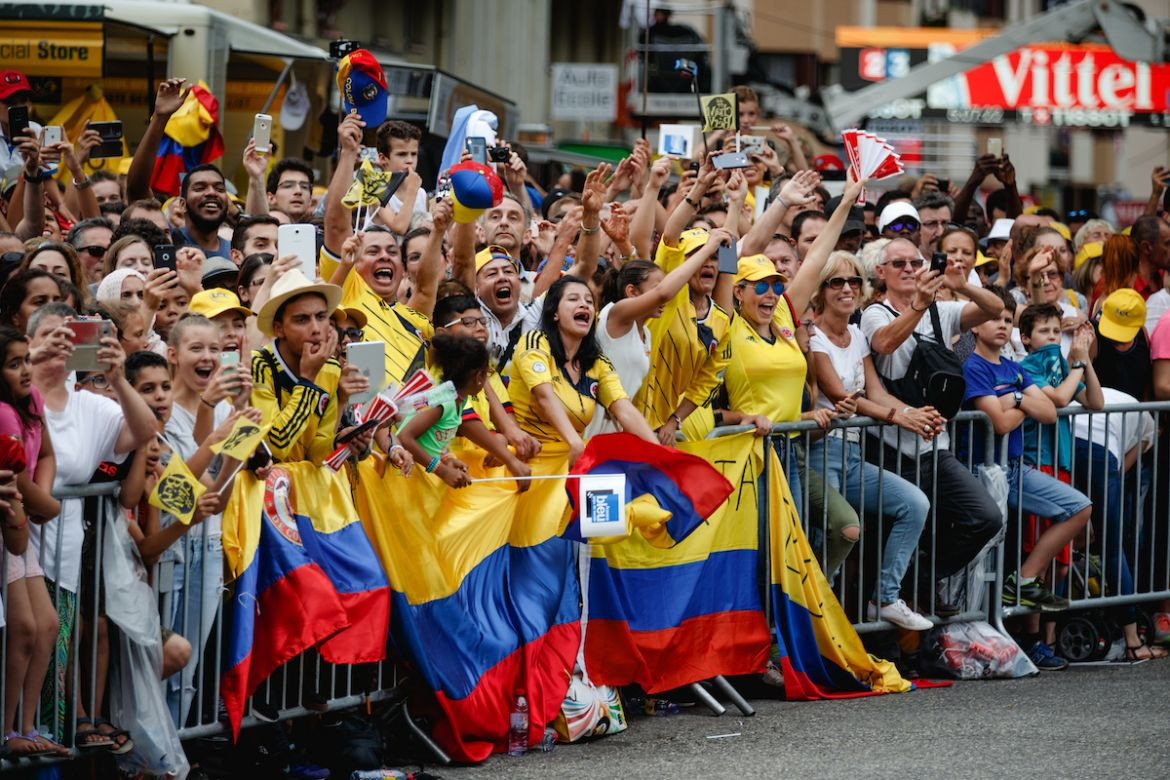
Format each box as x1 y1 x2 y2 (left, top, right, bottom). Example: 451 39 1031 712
320 247 433 388
508 331 627 444
723 300 805 428
251 344 341 464
634 241 732 441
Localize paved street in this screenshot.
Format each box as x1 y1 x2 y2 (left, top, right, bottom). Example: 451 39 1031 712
441 661 1170 779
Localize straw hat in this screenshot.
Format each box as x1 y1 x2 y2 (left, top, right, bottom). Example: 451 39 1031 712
256 268 342 337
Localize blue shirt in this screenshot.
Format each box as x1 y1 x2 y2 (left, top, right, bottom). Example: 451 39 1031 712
1019 344 1081 471
960 352 1035 464
174 225 231 259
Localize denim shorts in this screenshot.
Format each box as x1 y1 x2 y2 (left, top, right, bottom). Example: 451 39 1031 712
1005 457 1091 523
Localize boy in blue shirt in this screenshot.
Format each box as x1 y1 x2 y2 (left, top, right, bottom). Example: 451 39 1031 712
961 289 1092 667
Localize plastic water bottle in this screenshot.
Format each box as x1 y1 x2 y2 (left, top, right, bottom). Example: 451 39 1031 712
507 691 529 756
644 697 680 716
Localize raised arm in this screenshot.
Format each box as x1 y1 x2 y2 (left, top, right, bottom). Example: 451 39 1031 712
242 138 270 217
739 169 819 256
409 198 452 321
58 128 99 220
127 78 189 201
324 113 365 252
662 164 716 248
12 132 44 240
566 163 609 285
105 340 163 455
630 156 671 259
954 155 998 228
786 173 864 314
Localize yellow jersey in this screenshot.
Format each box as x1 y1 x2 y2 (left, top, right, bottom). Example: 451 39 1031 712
634 241 732 441
251 343 341 464
508 330 627 444
723 299 805 427
320 247 433 388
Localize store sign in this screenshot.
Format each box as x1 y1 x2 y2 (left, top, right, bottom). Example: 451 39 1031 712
837 27 1170 126
551 63 618 121
0 21 103 79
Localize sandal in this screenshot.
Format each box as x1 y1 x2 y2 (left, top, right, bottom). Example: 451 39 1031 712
26 731 71 757
74 717 114 750
1124 642 1168 662
95 718 135 755
4 730 52 757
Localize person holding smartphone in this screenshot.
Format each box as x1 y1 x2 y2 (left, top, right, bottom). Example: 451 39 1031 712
0 70 39 172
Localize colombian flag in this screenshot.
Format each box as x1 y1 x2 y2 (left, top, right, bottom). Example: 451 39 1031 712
150 82 225 196
766 447 913 698
355 448 580 763
220 468 350 738
578 433 771 692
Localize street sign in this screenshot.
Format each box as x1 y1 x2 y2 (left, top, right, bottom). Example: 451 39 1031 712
551 63 618 122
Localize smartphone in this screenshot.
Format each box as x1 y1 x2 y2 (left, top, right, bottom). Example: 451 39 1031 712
688 161 700 174
278 223 317 278
930 251 949 276
220 351 241 394
739 135 766 155
336 417 381 444
466 136 487 165
89 121 123 158
713 151 749 170
358 147 379 163
936 178 950 193
717 240 738 275
987 138 1002 157
246 441 273 472
153 243 176 271
43 125 62 146
65 319 114 372
488 145 511 163
253 113 272 153
7 106 29 139
346 341 386 405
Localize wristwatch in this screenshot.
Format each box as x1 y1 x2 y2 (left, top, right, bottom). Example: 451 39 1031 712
1069 360 1086 371
1013 391 1023 409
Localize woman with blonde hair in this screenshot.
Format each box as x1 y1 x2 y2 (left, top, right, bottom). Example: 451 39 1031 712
101 235 153 278
20 241 86 299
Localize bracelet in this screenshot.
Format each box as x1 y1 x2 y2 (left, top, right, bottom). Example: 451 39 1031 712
776 195 788 210
199 396 216 409
73 176 92 190
581 223 600 235
425 455 440 473
684 196 700 209
22 169 46 184
886 408 897 423
671 413 683 426
909 300 929 312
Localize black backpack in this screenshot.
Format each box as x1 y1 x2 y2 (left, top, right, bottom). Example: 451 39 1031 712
877 302 966 419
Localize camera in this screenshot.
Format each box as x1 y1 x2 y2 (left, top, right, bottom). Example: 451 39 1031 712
329 39 360 59
488 146 511 163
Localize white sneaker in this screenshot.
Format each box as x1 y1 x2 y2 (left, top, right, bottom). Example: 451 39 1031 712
873 599 933 631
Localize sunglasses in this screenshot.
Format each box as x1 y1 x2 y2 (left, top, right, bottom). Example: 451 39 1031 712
1066 209 1090 219
338 327 364 341
886 220 920 233
1037 269 1062 281
443 315 487 329
743 279 785 296
885 258 925 271
825 275 863 290
77 245 107 257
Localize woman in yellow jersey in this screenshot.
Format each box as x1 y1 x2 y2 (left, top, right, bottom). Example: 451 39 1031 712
509 276 658 465
722 175 866 515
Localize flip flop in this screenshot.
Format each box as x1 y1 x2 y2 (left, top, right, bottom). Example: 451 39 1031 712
4 730 53 757
74 717 114 750
26 731 71 757
95 718 135 755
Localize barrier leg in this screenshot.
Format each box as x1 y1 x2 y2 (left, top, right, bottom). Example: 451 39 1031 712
688 682 726 716
711 675 754 716
401 700 451 765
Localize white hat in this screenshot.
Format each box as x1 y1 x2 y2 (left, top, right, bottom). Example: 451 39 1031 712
878 201 921 232
256 267 342 337
95 268 145 305
280 81 310 132
987 218 1014 242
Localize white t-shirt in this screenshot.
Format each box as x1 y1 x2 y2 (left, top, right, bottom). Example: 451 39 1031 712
585 303 651 437
165 399 231 537
388 188 428 221
1069 387 1156 464
809 323 869 442
860 299 964 458
36 389 124 592
1145 289 1170 336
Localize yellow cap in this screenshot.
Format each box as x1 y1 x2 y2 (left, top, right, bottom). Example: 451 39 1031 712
188 288 252 320
974 251 996 269
1122 225 1132 236
734 254 782 285
1049 221 1071 241
1098 288 1145 343
474 245 518 275
678 228 709 256
332 305 368 329
1023 204 1042 215
1074 241 1103 269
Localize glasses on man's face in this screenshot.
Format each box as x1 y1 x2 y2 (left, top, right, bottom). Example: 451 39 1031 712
277 181 312 192
887 220 920 234
825 275 864 290
743 279 785 296
443 315 487 329
77 245 106 257
886 258 924 271
79 374 110 389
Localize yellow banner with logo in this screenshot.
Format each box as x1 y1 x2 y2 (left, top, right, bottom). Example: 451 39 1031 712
0 22 104 79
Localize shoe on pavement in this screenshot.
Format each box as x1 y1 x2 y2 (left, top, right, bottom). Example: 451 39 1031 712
1027 640 1069 670
1003 573 1069 612
1152 612 1170 646
868 599 933 631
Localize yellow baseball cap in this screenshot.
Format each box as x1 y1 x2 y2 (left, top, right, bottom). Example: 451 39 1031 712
474 245 518 275
1074 241 1103 269
735 254 782 285
974 251 996 269
1049 221 1071 242
188 288 252 320
1098 288 1146 343
332 304 368 329
678 228 709 256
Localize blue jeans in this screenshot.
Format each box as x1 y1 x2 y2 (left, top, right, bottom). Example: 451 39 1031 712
1005 458 1091 522
809 436 931 604
167 527 223 725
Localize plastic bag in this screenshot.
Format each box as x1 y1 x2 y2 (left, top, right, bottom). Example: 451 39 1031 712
938 464 1009 615
553 671 627 743
924 620 1037 679
103 511 191 779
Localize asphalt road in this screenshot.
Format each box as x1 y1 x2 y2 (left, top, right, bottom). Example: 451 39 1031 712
437 660 1170 779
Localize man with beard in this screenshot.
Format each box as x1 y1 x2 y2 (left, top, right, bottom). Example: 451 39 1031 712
322 113 450 387
173 164 231 258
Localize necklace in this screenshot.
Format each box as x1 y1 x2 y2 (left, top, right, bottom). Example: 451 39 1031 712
822 320 851 348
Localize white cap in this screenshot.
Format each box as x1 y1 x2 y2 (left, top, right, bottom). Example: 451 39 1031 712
280 82 310 131
878 201 921 232
987 218 1014 241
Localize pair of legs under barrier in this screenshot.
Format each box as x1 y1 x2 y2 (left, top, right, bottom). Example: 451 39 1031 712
1072 439 1137 624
